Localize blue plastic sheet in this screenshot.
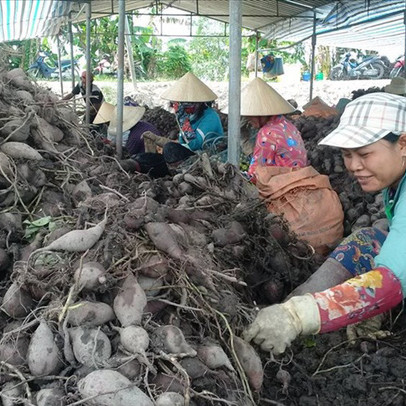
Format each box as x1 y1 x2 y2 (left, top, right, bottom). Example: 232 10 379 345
261 54 284 76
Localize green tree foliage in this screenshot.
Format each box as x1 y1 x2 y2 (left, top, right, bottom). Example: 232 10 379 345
188 18 229 81
65 17 119 69
158 43 191 79
128 24 161 79
0 39 38 70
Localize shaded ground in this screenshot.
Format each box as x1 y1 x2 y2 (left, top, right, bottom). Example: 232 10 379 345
260 311 406 406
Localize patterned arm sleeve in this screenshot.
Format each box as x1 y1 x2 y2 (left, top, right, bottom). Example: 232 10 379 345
312 267 403 333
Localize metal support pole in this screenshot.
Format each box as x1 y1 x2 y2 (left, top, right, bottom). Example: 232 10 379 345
254 32 259 78
85 2 91 126
404 8 406 78
116 0 125 159
309 10 317 102
227 0 242 166
68 16 76 110
125 15 137 92
56 35 64 96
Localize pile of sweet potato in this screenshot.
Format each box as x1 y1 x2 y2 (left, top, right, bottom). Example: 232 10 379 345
0 67 385 405
0 88 321 403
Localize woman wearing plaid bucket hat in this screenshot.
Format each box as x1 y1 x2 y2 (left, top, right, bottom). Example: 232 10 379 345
235 78 308 181
243 92 406 355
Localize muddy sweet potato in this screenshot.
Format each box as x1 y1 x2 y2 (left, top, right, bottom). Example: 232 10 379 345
70 327 112 367
0 336 29 366
1 380 24 406
36 388 66 406
67 301 115 327
196 343 235 371
232 336 263 391
1 282 34 318
151 325 196 357
113 274 147 327
144 222 183 260
155 392 185 406
74 261 107 291
41 217 107 252
119 325 149 355
1 141 43 160
27 320 63 376
78 369 153 406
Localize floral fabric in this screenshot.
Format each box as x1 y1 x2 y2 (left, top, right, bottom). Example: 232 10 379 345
247 115 308 178
329 227 387 276
173 102 197 141
314 267 403 333
173 103 224 152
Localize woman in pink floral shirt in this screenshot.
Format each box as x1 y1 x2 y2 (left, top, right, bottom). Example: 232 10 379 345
241 78 308 180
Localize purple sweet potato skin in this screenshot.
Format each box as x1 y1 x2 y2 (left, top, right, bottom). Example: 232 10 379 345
144 222 183 259
233 336 264 391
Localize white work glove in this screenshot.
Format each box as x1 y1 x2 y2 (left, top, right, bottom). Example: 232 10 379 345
243 295 321 355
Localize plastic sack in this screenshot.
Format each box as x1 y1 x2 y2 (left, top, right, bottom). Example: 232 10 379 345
302 96 338 118
256 165 344 254
261 54 284 77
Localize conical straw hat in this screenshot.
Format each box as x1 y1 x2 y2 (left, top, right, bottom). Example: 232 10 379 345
108 105 146 135
240 77 294 116
93 102 115 124
160 72 217 102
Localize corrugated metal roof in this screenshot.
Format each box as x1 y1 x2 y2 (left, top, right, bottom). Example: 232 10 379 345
264 0 406 48
71 0 335 33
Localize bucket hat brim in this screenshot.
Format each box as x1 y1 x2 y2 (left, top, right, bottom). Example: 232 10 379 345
318 126 390 148
319 92 406 148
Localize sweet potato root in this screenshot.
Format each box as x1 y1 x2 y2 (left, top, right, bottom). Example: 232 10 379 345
67 301 115 327
27 320 63 376
232 336 264 391
78 369 153 406
113 274 147 327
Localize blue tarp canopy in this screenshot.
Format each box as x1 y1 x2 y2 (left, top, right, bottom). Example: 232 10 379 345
264 0 405 49
0 0 73 42
0 0 405 50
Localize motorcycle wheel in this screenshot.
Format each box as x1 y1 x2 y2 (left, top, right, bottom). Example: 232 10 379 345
329 66 345 80
368 62 385 79
27 68 41 79
61 67 80 80
390 66 403 78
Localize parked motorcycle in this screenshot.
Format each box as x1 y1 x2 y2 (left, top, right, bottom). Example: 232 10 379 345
390 55 405 78
330 52 385 80
28 51 80 80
